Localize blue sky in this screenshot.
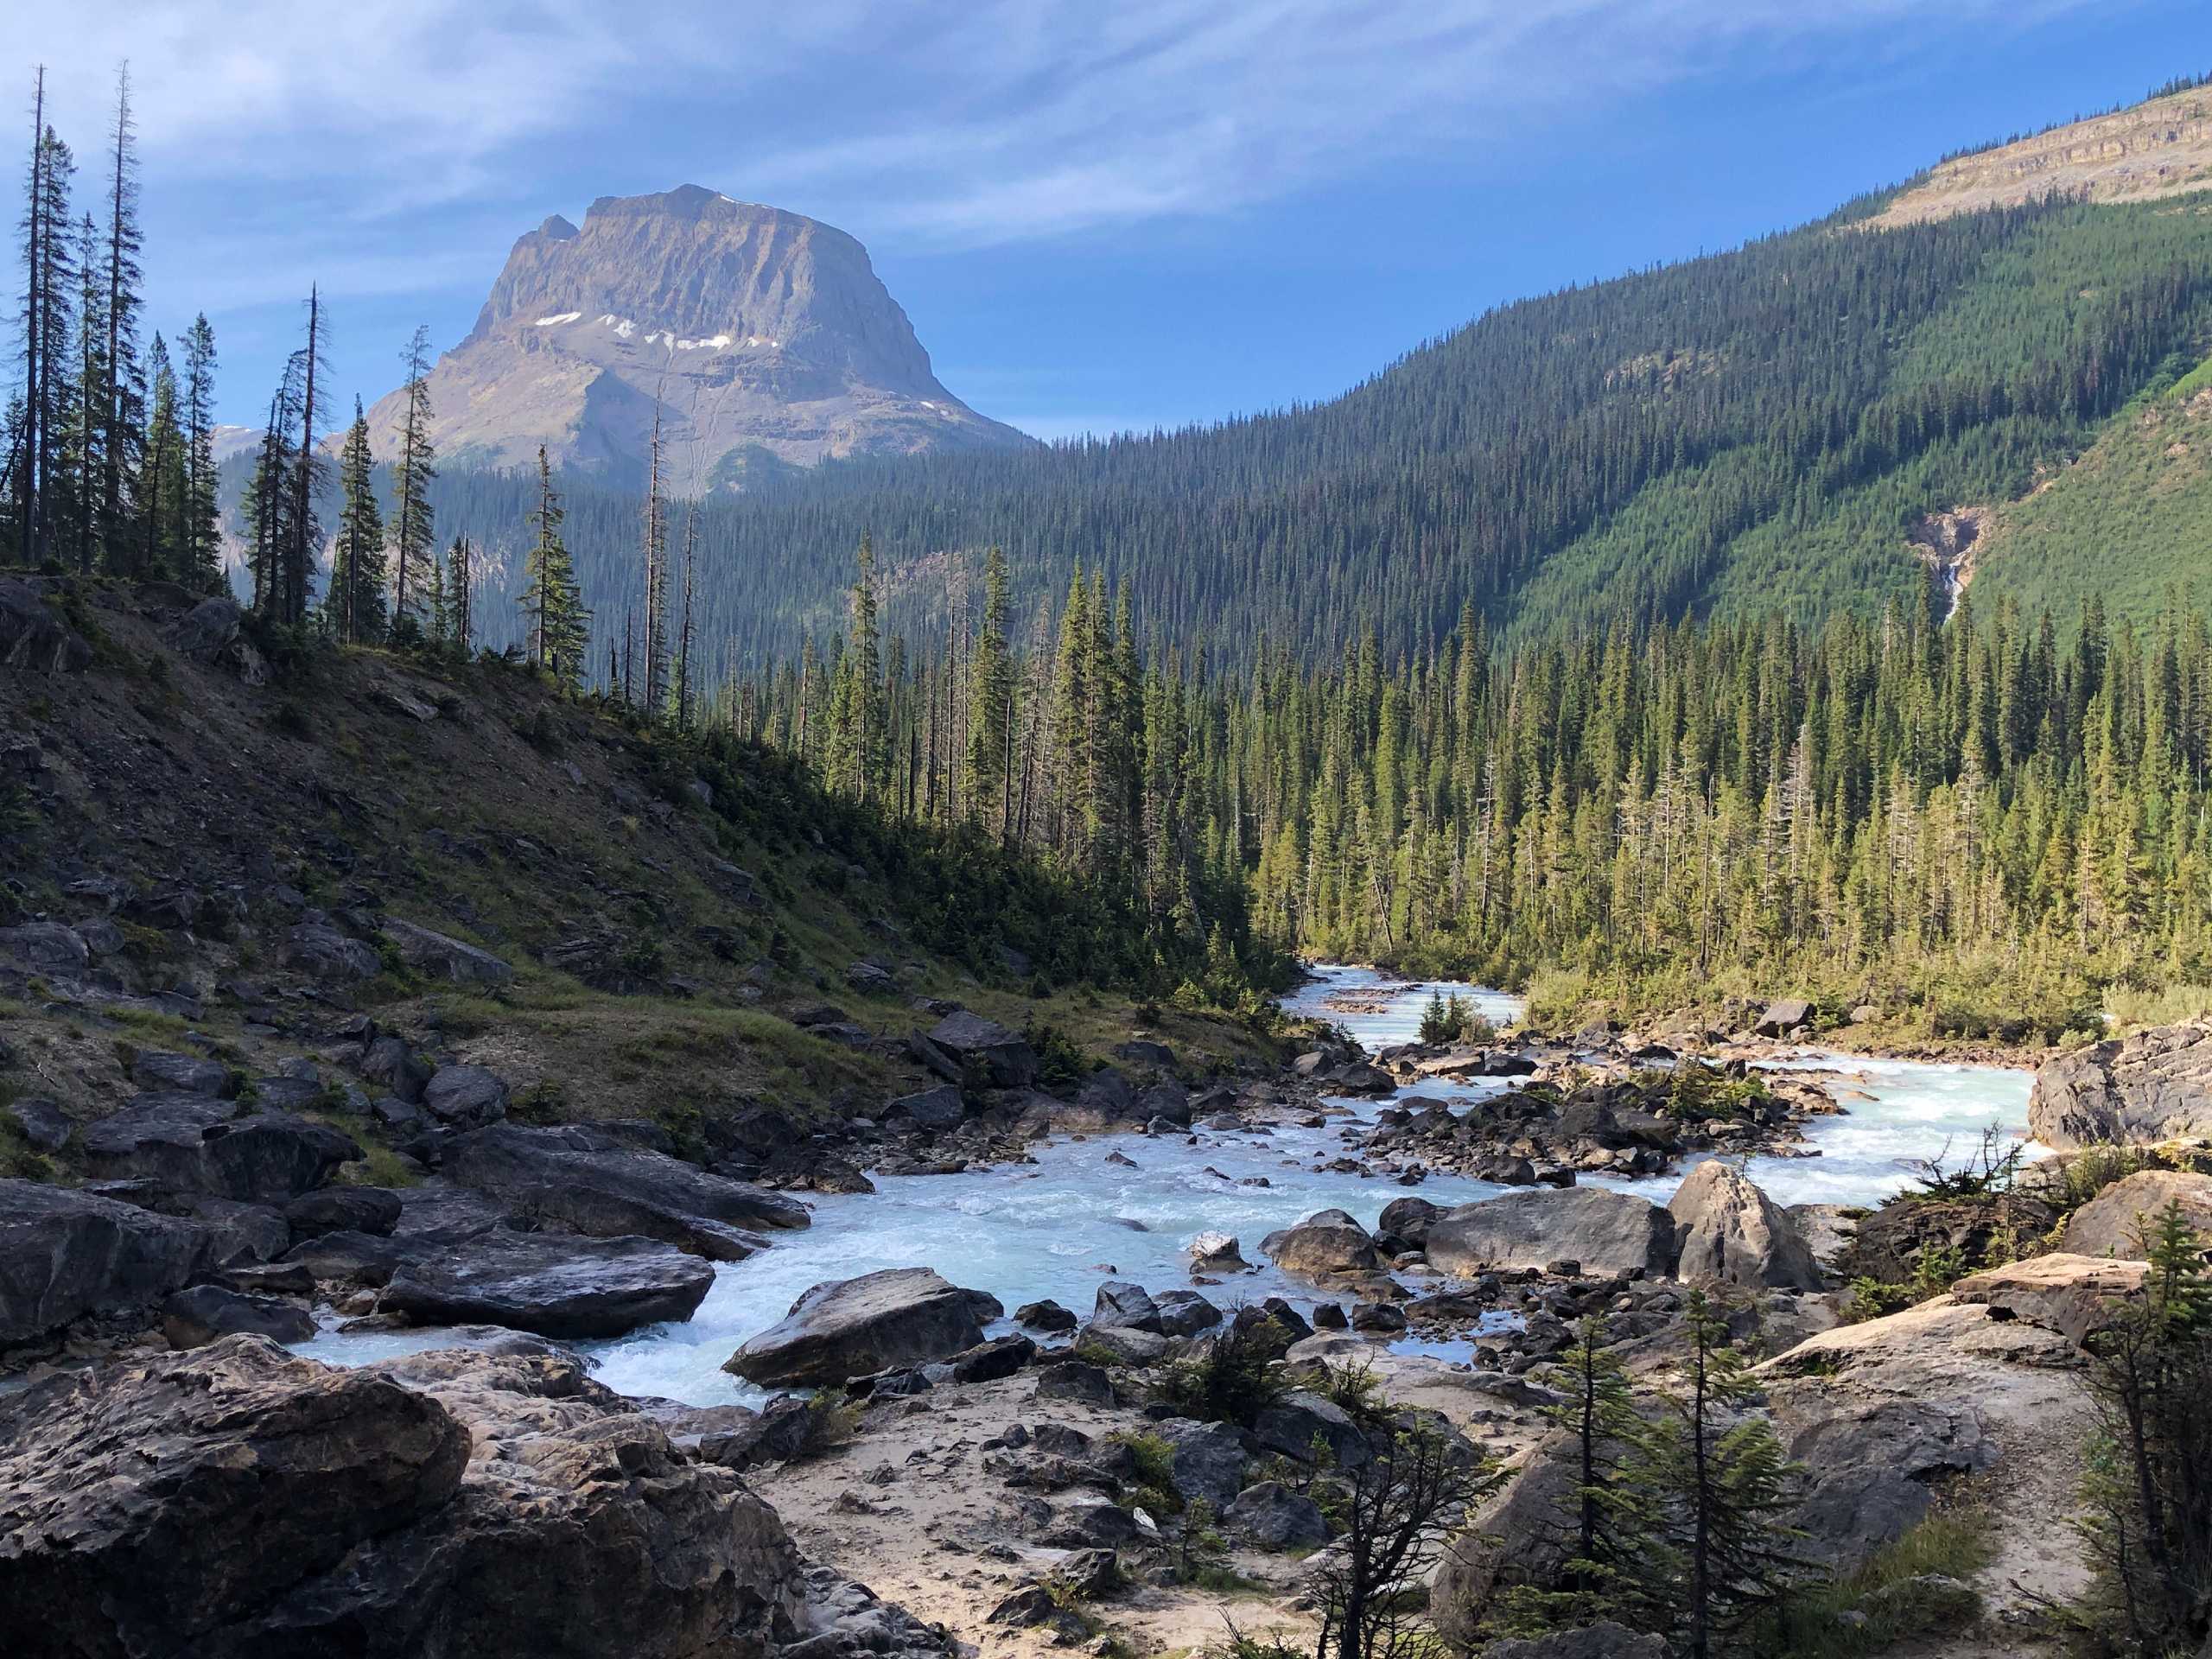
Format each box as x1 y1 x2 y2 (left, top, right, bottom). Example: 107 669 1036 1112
10 2 2208 437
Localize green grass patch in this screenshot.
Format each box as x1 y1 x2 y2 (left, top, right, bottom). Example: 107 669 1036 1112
1757 1510 1992 1657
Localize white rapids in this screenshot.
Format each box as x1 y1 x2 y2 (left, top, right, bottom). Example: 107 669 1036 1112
295 964 2030 1403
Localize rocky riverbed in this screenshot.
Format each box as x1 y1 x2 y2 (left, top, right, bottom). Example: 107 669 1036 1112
11 954 2202 1659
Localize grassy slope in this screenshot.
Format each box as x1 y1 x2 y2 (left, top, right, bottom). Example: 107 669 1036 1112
1973 357 2212 626
0 582 1275 1182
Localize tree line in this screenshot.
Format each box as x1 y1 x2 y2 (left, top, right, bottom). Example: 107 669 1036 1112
716 536 2212 1033
5 66 220 589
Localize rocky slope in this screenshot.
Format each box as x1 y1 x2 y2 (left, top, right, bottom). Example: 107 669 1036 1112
363 186 1033 486
1871 81 2212 228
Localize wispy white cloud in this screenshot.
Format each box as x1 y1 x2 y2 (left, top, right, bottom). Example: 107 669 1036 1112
10 0 2116 250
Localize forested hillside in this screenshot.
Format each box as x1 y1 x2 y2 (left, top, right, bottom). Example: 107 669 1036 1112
337 189 2212 676
731 536 2212 1039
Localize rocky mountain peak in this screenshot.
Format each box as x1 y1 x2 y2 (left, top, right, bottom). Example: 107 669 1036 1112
369 186 1030 487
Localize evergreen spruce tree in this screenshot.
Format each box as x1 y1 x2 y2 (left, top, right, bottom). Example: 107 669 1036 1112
98 63 143 569
178 314 219 591
848 532 883 798
966 543 1015 836
326 397 385 645
445 535 473 655
1649 1291 1804 1657
138 332 183 578
388 325 436 633
518 446 588 690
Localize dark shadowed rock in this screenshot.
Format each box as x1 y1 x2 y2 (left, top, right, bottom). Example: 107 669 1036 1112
884 1085 965 1132
1669 1161 1821 1290
421 1065 510 1128
173 1194 291 1266
1224 1481 1328 1548
1092 1279 1163 1332
162 1284 315 1348
726 1267 1001 1387
0 578 92 672
79 1094 359 1204
1152 1288 1224 1337
1377 1195 1443 1249
0 1335 470 1656
1477 1623 1671 1658
3 1096 73 1152
0 920 90 978
285 1186 405 1242
380 1230 715 1338
950 1332 1036 1382
0 1179 210 1345
1156 1418 1250 1509
924 1011 1039 1088
2030 1021 2212 1147
130 1049 233 1096
1255 1390 1370 1467
1034 1361 1114 1406
1014 1298 1077 1332
283 919 382 983
445 1124 807 1259
381 919 516 986
1427 1187 1676 1279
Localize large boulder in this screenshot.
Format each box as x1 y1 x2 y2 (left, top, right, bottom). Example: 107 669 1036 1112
0 577 92 672
381 919 516 987
0 1336 807 1658
2062 1169 2212 1260
1478 1624 1670 1659
0 921 91 979
1949 1254 2147 1345
283 919 382 984
1844 1193 2057 1286
2029 1021 2212 1147
284 1185 406 1242
78 1094 359 1203
445 1124 807 1260
1154 1418 1251 1510
1754 997 1814 1037
130 1049 233 1096
0 1179 210 1346
1254 1390 1370 1468
1760 1289 2101 1573
421 1065 511 1128
1668 1160 1822 1290
725 1267 1002 1388
0 1335 469 1656
1260 1208 1382 1277
921 1012 1039 1089
1426 1187 1677 1279
1091 1280 1163 1333
1224 1481 1328 1548
378 1230 715 1339
162 1284 316 1349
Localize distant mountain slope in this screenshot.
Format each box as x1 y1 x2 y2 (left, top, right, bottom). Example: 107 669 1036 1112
363 186 1033 489
1871 80 2212 228
312 86 2212 674
1970 353 2212 625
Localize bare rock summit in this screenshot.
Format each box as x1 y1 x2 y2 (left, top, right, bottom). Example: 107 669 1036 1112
366 185 1033 486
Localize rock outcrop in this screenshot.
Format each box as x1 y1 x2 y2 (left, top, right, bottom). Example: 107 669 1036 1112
726 1267 1001 1388
0 1179 211 1346
2029 1021 2212 1147
362 186 1033 485
1668 1161 1821 1290
378 1230 715 1338
1425 1187 1677 1279
444 1124 808 1260
0 1335 809 1658
2062 1169 2212 1260
78 1094 359 1203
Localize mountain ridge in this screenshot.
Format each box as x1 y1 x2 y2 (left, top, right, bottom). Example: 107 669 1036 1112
363 185 1033 489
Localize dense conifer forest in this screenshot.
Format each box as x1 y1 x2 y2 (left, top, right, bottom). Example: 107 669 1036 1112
728 541 2212 1038
12 65 2212 1033
375 188 2212 673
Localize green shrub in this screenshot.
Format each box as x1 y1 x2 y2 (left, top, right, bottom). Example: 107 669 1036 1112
1154 1317 1290 1427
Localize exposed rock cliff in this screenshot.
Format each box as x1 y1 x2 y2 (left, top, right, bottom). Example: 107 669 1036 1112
364 185 1033 486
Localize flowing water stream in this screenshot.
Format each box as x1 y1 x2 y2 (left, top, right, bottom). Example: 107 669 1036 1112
297 965 2032 1404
